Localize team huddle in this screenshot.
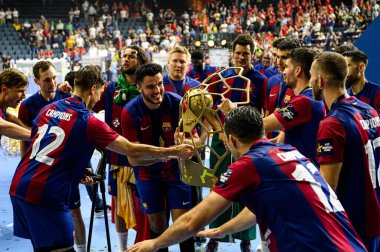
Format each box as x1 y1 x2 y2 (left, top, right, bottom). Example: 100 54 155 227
0 34 379 252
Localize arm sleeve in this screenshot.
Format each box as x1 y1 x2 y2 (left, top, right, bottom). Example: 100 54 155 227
18 102 32 127
86 115 119 148
274 95 312 129
120 107 139 142
316 117 346 164
213 155 260 202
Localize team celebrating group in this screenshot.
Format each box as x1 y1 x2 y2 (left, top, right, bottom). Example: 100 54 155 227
0 33 379 252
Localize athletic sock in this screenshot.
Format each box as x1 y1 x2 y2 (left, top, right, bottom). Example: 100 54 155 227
117 231 128 252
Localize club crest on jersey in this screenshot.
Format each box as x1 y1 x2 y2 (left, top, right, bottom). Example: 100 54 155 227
317 139 333 156
216 169 233 188
283 95 291 104
112 118 120 128
162 122 171 131
142 202 149 210
278 104 297 122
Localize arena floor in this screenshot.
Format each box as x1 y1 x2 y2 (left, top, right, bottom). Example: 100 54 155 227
0 149 259 252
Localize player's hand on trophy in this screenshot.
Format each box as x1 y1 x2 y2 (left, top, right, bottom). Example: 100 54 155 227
217 98 237 115
174 128 184 145
174 144 195 160
174 128 194 145
218 132 227 146
58 81 72 93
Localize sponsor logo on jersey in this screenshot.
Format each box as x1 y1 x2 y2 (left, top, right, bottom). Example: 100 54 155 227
142 202 149 210
216 168 233 188
283 94 292 104
317 139 334 156
278 104 297 122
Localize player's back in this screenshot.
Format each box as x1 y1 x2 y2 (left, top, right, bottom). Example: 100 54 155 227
245 141 366 251
10 97 97 210
323 96 380 240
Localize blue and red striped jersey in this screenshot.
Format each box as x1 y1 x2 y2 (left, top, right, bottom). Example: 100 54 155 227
187 64 219 83
347 81 380 114
254 64 279 79
264 73 294 139
211 67 267 114
10 97 118 210
93 81 131 166
214 139 366 252
264 73 294 115
163 74 200 97
18 90 70 127
274 88 325 166
316 96 380 245
264 66 278 79
121 92 182 181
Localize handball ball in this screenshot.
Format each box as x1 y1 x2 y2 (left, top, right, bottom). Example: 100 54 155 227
188 89 213 116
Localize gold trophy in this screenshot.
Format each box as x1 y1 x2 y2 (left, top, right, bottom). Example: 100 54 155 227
178 67 251 187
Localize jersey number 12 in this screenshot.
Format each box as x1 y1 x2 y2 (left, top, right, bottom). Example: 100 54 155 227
30 124 65 166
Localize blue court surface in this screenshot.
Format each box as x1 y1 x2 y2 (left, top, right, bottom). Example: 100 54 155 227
0 148 259 252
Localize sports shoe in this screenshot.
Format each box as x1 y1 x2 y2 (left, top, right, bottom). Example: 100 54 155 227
240 241 252 252
205 240 219 252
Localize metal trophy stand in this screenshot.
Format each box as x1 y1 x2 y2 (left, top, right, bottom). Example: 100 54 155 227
87 149 111 252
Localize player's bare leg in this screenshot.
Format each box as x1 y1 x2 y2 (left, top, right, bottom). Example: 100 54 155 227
71 208 86 252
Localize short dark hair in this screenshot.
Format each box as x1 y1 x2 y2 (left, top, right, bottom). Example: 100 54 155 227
65 71 77 87
277 38 302 51
289 48 318 79
191 50 204 60
135 63 162 86
314 52 347 88
0 68 28 89
272 37 286 49
342 50 368 66
125 45 150 65
335 44 357 55
74 65 105 90
232 34 255 54
224 106 264 144
33 61 55 79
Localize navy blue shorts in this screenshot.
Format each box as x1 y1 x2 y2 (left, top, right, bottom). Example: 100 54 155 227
136 178 192 214
68 186 81 209
11 196 74 249
362 235 380 252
